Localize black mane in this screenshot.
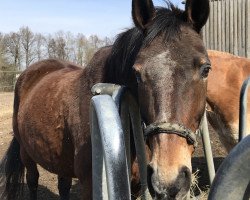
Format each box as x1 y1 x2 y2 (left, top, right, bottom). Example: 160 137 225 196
104 3 187 84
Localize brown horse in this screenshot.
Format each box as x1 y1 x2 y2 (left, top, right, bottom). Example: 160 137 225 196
0 0 210 199
207 50 250 152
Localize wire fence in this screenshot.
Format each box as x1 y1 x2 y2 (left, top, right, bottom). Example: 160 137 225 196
0 71 22 92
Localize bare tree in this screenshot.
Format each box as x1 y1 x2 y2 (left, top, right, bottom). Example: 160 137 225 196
103 36 114 46
84 44 97 66
0 33 5 59
20 26 36 68
34 33 46 62
46 34 56 59
1 27 114 69
75 33 87 66
1 33 17 91
82 35 104 65
49 31 66 60
89 35 101 49
55 37 66 60
3 32 22 70
0 33 9 68
64 31 77 62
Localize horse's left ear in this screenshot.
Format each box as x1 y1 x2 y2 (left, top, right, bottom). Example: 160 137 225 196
132 0 156 30
185 0 210 32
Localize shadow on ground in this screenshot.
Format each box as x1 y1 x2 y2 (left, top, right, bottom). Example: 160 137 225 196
21 180 81 200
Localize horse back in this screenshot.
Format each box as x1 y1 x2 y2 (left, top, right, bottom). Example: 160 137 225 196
16 59 80 98
208 50 250 102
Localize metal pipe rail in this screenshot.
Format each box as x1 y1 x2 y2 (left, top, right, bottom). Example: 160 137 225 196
91 83 150 200
109 85 149 199
208 135 250 200
239 76 250 141
200 111 215 184
91 95 131 200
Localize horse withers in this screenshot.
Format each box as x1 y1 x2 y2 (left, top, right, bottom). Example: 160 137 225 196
0 0 210 199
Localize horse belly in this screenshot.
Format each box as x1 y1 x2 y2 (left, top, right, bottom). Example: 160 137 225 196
20 124 75 177
17 94 76 177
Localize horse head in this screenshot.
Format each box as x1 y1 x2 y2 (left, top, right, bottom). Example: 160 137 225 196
105 0 210 199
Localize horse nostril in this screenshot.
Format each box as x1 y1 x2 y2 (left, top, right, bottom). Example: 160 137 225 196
167 166 191 198
169 186 180 198
147 165 155 197
179 166 191 183
175 166 192 194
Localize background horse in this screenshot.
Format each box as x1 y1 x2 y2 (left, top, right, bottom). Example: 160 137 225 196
207 50 250 152
0 0 210 199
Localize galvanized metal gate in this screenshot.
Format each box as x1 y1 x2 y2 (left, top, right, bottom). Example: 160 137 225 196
90 83 150 200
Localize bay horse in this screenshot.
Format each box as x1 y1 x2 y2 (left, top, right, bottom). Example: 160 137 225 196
0 0 210 199
207 50 250 152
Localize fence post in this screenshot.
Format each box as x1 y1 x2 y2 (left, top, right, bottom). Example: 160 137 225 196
201 111 215 184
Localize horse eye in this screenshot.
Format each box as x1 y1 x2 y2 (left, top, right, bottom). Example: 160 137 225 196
200 64 211 78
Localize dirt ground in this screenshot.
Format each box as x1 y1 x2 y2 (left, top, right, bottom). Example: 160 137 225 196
0 92 227 199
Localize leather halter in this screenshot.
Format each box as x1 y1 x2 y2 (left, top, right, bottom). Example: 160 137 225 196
144 122 198 147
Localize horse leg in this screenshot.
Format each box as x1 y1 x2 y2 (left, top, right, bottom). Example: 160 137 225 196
74 162 92 199
58 176 72 200
20 147 39 200
78 175 92 200
72 140 92 199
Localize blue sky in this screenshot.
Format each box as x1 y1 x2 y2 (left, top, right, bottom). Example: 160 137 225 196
0 0 184 38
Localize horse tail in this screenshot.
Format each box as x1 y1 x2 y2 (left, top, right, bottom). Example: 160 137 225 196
0 81 25 200
0 137 25 200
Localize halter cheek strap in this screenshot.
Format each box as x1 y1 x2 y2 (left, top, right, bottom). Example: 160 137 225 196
144 122 198 147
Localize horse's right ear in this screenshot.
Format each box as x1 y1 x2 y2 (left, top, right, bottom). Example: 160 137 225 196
185 0 210 32
132 0 155 30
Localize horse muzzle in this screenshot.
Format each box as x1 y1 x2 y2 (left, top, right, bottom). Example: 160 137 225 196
144 122 196 200
147 164 191 200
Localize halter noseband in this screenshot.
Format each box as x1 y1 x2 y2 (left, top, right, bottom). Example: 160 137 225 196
144 122 198 147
